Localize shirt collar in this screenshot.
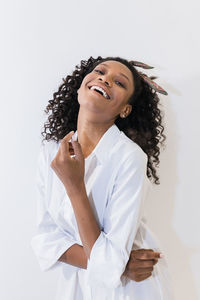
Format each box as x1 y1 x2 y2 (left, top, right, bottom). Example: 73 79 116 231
72 124 121 165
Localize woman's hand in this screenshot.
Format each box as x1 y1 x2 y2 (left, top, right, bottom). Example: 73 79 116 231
123 249 162 282
50 131 85 194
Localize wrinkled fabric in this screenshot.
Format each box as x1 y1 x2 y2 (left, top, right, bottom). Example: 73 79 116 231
31 124 174 299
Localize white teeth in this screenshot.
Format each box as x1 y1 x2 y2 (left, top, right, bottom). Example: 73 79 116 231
90 85 110 100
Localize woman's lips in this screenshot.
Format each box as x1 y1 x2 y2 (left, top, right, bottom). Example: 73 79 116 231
90 89 110 101
87 85 111 100
87 83 111 99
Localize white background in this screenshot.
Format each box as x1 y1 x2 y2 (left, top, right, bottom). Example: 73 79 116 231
1 0 200 299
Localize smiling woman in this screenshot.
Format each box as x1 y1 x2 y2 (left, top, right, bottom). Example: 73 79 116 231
31 56 174 300
41 56 166 183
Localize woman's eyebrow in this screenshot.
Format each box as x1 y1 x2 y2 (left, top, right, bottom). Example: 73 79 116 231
99 63 130 82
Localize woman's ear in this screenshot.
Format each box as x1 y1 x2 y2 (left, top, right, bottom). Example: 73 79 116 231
126 104 132 116
121 104 132 118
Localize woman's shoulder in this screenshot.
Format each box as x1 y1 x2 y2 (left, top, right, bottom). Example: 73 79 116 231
108 131 150 187
111 131 148 165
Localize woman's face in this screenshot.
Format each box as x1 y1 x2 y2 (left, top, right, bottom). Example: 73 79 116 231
77 60 135 122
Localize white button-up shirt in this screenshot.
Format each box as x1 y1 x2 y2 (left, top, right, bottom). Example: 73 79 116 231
31 124 174 299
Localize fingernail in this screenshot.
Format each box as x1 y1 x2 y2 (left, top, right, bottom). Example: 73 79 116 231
159 253 164 258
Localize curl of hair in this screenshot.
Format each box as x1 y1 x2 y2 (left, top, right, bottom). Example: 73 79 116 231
42 56 166 185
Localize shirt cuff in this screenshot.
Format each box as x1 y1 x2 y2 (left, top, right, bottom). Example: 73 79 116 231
86 231 128 289
31 233 79 272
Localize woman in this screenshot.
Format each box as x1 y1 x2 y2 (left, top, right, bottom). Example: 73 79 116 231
31 56 173 299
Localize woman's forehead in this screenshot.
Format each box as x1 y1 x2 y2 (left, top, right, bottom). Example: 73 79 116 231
97 60 131 73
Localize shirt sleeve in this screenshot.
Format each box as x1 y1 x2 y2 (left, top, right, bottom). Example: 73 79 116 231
30 143 79 272
86 149 148 289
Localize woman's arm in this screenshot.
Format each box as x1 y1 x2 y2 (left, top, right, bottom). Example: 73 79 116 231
58 244 87 269
50 134 101 260
58 246 160 282
31 142 80 272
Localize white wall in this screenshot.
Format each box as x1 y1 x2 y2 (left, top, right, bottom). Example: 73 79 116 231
1 0 200 299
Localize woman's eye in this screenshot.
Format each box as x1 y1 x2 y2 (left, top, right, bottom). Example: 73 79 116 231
94 69 104 74
94 70 125 88
115 81 124 87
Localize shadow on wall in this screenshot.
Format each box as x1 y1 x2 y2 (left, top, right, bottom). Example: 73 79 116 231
144 90 199 300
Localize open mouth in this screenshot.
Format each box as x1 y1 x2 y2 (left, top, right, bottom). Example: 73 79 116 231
92 88 104 96
88 85 110 100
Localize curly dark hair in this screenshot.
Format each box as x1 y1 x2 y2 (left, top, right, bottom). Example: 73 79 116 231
42 56 166 185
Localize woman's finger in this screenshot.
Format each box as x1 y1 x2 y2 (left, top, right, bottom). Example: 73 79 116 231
136 273 152 282
62 131 75 141
130 259 155 269
71 140 84 161
125 270 152 282
153 259 158 265
131 249 162 260
60 131 74 158
68 142 75 156
134 267 154 275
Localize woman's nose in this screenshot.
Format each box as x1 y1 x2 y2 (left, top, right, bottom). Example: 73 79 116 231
98 77 111 86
